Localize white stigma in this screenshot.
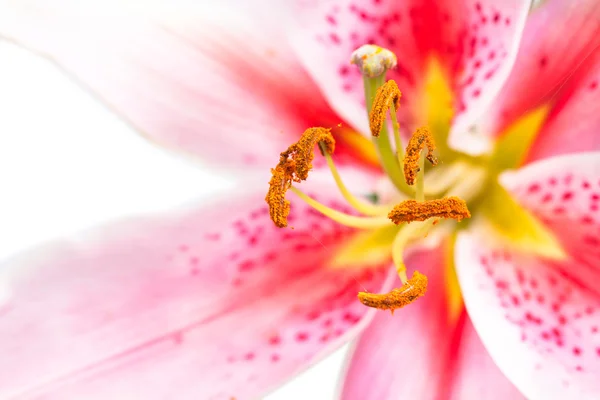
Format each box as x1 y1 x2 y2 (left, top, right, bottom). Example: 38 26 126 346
350 44 397 78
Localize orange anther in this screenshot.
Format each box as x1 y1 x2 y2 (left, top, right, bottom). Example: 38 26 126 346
358 271 428 313
265 128 335 227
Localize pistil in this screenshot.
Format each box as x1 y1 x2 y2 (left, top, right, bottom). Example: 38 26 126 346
352 45 412 195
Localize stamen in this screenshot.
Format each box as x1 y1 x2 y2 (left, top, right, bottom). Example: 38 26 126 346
403 126 438 186
388 197 471 224
350 44 397 78
290 187 391 229
322 144 390 216
370 80 405 171
358 271 427 313
369 80 401 138
266 127 335 227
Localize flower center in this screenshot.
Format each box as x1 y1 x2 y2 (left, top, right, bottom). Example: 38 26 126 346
264 45 482 313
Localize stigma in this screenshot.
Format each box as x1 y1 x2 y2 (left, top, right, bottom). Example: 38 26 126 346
350 44 397 78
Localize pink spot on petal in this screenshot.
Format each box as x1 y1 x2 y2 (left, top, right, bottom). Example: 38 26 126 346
296 332 310 342
329 33 341 45
268 335 281 346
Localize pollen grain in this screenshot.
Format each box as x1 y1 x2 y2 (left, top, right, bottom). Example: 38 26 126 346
358 271 428 313
388 196 471 224
404 126 438 185
369 79 401 137
266 127 335 228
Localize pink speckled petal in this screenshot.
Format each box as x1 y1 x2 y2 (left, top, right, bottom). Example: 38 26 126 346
485 0 600 141
500 152 600 290
290 0 530 148
455 153 600 399
338 243 522 400
0 183 392 399
0 1 352 172
525 50 600 162
448 317 525 400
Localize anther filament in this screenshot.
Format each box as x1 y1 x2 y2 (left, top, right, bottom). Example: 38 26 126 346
289 187 390 229
321 143 390 217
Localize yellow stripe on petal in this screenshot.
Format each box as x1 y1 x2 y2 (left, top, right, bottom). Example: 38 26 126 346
420 57 454 156
491 105 550 170
445 236 464 325
327 225 398 269
480 183 566 260
336 127 380 167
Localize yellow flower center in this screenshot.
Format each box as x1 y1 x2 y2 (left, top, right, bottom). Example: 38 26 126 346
264 44 565 315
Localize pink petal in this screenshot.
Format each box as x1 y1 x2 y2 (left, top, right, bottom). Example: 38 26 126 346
0 183 392 399
338 243 522 399
290 0 530 148
526 50 600 162
455 153 600 399
449 317 525 400
485 0 600 143
0 1 359 172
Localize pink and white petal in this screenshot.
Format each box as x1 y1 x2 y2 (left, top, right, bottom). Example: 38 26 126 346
290 0 530 149
500 152 600 291
449 317 525 400
447 1 531 155
0 0 353 173
0 183 392 399
456 153 600 399
455 231 600 400
526 50 600 162
484 0 600 139
338 243 523 400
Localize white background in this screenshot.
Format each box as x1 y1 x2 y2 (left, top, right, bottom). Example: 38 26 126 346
0 40 349 399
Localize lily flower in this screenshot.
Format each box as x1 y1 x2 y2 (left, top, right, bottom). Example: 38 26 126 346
1 0 599 399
